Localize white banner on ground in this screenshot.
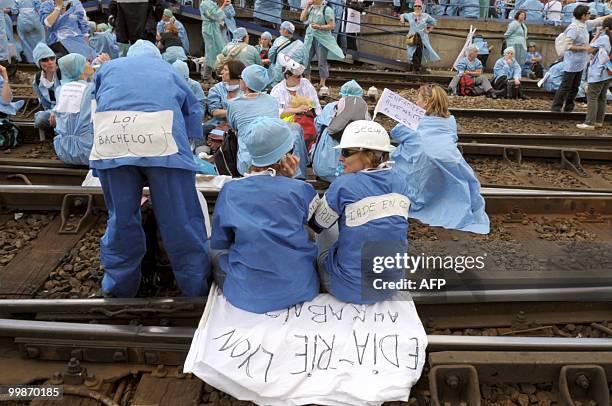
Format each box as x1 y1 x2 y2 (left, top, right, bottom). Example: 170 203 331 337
373 88 425 131
452 25 477 71
184 286 427 406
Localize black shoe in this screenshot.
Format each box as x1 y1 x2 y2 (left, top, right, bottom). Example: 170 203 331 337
520 95 529 100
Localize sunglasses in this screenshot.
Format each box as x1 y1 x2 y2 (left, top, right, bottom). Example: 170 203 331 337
414 5 422 7
341 148 362 158
40 57 56 62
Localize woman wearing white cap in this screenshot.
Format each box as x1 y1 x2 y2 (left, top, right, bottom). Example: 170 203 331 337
311 120 416 304
270 63 322 116
210 117 320 313
268 21 305 86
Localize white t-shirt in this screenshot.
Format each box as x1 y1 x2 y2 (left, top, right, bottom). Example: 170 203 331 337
544 0 562 21
270 77 322 116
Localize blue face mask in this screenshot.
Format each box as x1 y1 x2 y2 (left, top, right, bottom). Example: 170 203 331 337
224 83 240 92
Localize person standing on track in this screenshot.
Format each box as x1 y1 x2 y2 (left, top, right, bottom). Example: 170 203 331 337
108 0 159 48
11 0 46 63
399 0 439 74
200 0 229 83
39 0 94 59
503 10 528 68
300 0 345 96
92 40 210 298
551 6 611 112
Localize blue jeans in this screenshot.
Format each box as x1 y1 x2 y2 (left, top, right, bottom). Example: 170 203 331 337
305 38 329 80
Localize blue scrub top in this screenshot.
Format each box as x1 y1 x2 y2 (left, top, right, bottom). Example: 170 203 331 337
211 172 320 313
32 70 60 110
314 168 413 304
92 54 203 171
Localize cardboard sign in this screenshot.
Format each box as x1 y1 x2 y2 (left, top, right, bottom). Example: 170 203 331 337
184 286 427 406
373 88 425 131
55 82 87 114
90 110 178 161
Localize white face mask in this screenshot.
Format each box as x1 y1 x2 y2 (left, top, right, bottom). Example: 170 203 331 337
39 75 55 89
224 83 240 91
286 85 298 91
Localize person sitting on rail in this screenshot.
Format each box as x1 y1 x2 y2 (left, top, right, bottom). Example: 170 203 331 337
312 80 369 183
92 39 209 298
523 42 544 79
540 58 564 92
268 21 305 87
310 120 414 304
270 62 322 117
210 117 319 313
217 27 261 70
399 0 439 74
32 43 61 138
157 9 189 53
39 0 94 59
227 64 280 175
158 22 188 64
90 23 119 60
390 84 489 234
172 60 206 114
301 0 345 96
0 64 24 118
52 53 95 165
448 45 501 98
493 47 528 99
256 31 272 65
206 59 245 126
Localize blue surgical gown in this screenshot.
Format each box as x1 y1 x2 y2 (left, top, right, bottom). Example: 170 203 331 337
226 94 279 174
211 173 319 313
390 116 490 234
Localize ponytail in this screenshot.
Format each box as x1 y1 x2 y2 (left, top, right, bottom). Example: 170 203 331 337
418 84 450 118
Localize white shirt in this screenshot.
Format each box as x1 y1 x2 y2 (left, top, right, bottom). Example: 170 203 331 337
270 77 322 116
544 0 562 21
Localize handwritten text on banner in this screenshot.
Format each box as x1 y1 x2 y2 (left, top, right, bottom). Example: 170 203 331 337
373 88 425 131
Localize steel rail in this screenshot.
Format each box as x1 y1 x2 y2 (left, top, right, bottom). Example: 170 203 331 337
458 133 612 149
458 142 612 161
0 286 610 315
1 319 611 351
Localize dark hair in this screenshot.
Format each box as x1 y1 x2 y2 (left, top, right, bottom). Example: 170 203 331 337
514 9 526 20
224 60 246 80
573 4 590 19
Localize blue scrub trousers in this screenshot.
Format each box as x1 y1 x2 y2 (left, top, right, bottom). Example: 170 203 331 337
98 166 211 297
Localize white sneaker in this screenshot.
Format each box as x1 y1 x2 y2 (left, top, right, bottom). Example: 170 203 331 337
318 86 330 97
576 123 595 130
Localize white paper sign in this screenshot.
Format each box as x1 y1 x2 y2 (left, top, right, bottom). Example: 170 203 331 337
184 286 427 406
55 82 87 114
373 88 425 131
345 193 410 227
345 9 361 34
90 110 179 161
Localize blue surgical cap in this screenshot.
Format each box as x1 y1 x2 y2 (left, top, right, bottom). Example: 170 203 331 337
33 42 55 68
261 31 272 40
233 27 248 42
246 117 294 167
339 80 364 97
58 53 87 84
126 39 162 59
241 65 270 92
88 21 96 36
97 23 110 32
503 46 515 56
280 21 295 34
172 60 189 81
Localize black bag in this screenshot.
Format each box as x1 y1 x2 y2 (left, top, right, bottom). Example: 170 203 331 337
0 119 21 151
213 129 240 177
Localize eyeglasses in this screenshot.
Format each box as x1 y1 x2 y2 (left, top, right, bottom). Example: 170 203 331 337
40 57 56 62
341 148 362 158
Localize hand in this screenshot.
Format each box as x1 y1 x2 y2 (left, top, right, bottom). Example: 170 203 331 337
300 105 311 113
307 0 314 6
97 53 110 62
399 15 405 23
585 45 595 53
262 58 270 66
310 23 320 29
0 64 7 79
49 112 56 127
514 79 520 85
54 0 62 8
278 154 299 177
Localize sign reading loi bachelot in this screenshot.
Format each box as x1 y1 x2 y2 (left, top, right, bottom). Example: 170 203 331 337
373 88 425 131
184 286 427 405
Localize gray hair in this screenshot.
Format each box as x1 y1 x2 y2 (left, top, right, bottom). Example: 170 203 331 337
467 44 479 53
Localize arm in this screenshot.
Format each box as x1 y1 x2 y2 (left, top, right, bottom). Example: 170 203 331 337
0 66 11 103
465 59 483 75
177 76 204 140
210 189 234 250
504 21 517 38
300 0 311 22
42 0 63 28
